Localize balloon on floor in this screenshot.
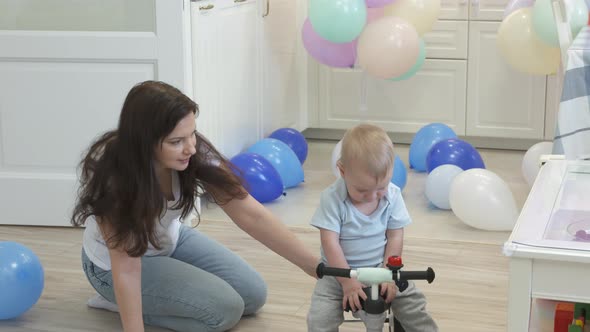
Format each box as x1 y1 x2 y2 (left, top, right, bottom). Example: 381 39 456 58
521 141 553 187
425 138 485 173
425 164 463 210
409 123 457 172
269 127 309 164
449 168 519 231
331 139 343 178
0 241 44 319
231 153 284 203
246 138 304 189
391 155 408 190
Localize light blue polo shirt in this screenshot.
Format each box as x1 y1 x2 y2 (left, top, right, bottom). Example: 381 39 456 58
311 177 411 269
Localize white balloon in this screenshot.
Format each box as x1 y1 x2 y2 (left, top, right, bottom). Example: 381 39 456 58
521 141 553 187
331 140 343 178
425 164 464 210
449 169 519 231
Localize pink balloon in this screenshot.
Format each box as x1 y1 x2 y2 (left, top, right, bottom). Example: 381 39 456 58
366 0 396 8
367 7 385 22
503 0 534 18
357 17 420 79
302 18 357 68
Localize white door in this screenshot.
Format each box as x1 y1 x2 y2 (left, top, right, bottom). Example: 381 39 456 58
466 22 546 139
0 0 190 226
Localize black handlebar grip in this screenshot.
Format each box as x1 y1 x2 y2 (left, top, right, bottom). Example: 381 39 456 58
316 263 352 279
399 267 435 283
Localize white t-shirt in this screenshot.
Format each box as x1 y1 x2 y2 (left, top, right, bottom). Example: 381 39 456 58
82 171 183 271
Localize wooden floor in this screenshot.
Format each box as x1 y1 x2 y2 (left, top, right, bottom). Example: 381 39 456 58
0 140 520 331
0 220 509 332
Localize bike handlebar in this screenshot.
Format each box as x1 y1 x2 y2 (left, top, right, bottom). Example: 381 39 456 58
316 263 435 284
316 264 351 279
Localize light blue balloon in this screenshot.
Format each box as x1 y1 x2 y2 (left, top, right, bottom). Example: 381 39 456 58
391 155 407 191
246 138 304 189
389 39 426 81
425 164 464 210
409 123 457 172
0 242 44 319
532 0 588 47
309 0 367 43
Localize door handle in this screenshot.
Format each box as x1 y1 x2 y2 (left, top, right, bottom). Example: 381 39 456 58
263 0 270 17
199 3 214 10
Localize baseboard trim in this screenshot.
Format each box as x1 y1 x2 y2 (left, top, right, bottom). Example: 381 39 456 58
302 128 546 151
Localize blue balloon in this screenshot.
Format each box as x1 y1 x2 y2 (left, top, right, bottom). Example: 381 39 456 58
0 241 44 319
409 123 457 172
247 138 304 188
269 128 309 164
231 153 284 203
426 138 485 173
391 155 407 191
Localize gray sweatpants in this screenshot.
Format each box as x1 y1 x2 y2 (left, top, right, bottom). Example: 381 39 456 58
307 276 438 332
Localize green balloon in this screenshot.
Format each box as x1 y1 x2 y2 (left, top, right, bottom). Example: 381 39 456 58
309 0 367 44
532 0 588 47
389 39 427 81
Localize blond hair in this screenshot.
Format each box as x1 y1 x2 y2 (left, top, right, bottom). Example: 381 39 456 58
340 124 395 180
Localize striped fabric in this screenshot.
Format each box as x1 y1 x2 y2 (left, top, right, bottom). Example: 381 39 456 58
553 26 590 160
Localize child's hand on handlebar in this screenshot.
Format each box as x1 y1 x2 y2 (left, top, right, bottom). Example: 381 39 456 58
340 278 367 312
380 282 398 303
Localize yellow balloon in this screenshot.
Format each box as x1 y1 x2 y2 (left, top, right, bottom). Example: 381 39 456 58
383 0 440 36
497 8 560 75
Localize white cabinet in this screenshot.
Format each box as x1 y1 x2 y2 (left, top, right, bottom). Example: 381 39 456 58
192 0 307 157
259 0 306 135
314 19 469 134
192 0 261 158
466 22 546 139
308 0 556 144
317 61 467 134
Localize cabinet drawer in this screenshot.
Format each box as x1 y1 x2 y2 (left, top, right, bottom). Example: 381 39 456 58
318 59 467 134
532 259 590 302
423 20 468 59
470 0 509 21
440 0 469 20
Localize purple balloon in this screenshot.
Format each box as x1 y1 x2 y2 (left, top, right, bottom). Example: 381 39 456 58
366 0 395 8
302 18 357 68
503 0 534 18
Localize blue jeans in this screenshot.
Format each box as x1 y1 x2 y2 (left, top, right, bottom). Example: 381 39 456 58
82 225 267 332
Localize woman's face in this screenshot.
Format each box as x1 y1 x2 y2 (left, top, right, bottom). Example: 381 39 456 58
154 113 197 172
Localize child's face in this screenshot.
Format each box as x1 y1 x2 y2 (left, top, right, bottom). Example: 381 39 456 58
339 160 392 205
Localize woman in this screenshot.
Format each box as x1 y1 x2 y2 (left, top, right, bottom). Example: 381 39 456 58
72 80 318 332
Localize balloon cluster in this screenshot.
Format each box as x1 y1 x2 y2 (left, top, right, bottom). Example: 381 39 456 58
409 123 519 231
498 0 588 75
302 0 440 80
230 128 307 203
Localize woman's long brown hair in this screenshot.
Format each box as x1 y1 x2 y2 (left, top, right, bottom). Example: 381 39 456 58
71 81 247 256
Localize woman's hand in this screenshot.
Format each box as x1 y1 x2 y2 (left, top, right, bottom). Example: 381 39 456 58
341 278 367 312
